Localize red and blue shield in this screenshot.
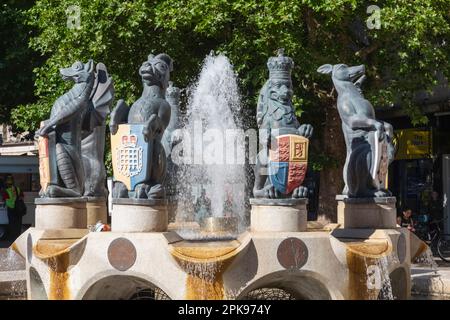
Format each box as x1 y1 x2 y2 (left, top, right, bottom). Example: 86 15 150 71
111 124 152 191
268 134 309 194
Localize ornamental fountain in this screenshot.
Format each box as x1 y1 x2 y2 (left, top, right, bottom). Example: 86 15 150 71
9 50 427 300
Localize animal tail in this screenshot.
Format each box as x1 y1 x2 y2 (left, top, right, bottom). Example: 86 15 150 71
56 143 78 190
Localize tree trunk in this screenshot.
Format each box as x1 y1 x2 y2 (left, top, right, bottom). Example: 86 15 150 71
317 100 346 223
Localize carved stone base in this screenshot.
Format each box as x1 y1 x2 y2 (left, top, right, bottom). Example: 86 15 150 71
86 197 108 227
35 198 87 229
111 199 168 232
336 195 397 229
250 198 308 232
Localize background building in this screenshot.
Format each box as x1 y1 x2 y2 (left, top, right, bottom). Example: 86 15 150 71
0 124 39 229
379 78 450 234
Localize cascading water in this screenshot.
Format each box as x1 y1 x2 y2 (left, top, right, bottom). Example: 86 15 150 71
173 52 246 238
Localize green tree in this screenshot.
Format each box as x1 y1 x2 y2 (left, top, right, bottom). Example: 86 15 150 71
0 0 40 127
12 0 450 220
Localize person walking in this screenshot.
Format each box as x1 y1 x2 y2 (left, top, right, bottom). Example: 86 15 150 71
2 176 24 240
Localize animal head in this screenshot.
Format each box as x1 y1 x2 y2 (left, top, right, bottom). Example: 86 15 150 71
256 78 294 127
60 60 94 83
139 53 173 90
317 63 366 88
267 78 293 104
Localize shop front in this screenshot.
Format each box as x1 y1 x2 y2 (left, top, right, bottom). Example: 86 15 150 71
0 154 39 229
386 113 450 234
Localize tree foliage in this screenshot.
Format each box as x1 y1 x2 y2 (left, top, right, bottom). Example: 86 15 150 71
0 0 40 126
10 0 450 151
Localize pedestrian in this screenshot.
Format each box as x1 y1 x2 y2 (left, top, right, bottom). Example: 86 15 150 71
1 175 24 240
398 208 416 233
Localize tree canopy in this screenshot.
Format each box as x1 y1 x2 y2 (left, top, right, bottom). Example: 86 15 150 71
0 0 40 125
9 0 449 136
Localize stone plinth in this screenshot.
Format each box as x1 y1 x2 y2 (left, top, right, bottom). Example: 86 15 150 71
111 198 168 232
86 197 108 227
336 195 397 229
35 198 87 229
250 198 308 232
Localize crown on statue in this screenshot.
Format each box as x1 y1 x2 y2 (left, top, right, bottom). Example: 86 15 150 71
166 81 181 99
267 48 294 80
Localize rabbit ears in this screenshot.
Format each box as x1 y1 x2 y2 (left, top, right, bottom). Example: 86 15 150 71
317 64 333 75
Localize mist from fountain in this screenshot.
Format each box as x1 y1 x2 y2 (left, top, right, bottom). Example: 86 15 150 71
173 52 247 239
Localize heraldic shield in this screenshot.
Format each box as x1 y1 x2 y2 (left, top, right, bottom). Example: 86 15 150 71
38 121 58 191
38 135 51 191
268 134 309 195
111 124 151 191
370 130 389 189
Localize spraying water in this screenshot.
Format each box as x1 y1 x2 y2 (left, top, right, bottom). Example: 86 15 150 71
173 53 246 234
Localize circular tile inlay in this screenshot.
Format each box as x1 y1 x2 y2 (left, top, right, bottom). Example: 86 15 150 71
277 237 308 270
107 238 137 271
397 233 406 264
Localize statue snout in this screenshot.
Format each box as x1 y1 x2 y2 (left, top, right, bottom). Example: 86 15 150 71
347 65 365 81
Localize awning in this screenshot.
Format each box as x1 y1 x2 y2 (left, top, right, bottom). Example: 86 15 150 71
0 155 39 174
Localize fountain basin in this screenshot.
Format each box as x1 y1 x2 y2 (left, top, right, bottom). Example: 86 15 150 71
11 226 412 300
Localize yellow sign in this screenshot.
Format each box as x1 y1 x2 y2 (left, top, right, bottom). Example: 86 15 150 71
394 129 431 160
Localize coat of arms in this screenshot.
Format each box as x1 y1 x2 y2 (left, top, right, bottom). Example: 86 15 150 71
371 130 389 189
37 121 58 192
111 124 150 191
268 134 309 195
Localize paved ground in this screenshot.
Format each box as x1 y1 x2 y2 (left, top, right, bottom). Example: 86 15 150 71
0 248 26 299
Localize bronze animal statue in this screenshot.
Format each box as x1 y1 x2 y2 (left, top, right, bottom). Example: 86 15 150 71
110 53 173 199
36 60 95 198
253 49 313 199
317 63 394 197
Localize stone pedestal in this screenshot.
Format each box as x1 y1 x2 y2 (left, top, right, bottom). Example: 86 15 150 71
336 195 397 229
86 197 108 227
111 199 168 232
250 198 308 232
35 198 87 229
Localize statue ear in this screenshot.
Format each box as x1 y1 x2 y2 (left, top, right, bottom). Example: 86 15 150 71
317 64 333 75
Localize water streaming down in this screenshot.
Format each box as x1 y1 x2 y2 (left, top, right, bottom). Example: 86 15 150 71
415 247 439 270
362 254 396 300
375 255 395 300
174 53 246 239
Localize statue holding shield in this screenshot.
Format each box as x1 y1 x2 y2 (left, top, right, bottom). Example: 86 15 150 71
250 49 313 233
110 53 173 200
253 49 313 199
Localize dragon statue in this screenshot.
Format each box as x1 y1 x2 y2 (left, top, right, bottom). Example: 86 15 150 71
36 60 114 198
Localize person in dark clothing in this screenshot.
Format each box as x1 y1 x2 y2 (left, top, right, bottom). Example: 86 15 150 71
397 208 415 232
1 175 24 240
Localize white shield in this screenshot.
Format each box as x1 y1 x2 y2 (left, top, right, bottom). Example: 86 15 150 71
371 130 389 189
